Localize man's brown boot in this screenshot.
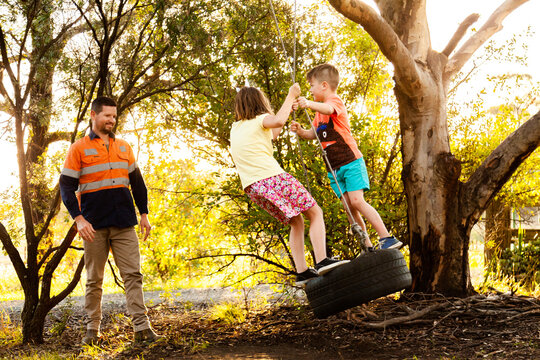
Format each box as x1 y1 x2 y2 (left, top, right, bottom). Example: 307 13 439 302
81 329 100 346
134 328 161 344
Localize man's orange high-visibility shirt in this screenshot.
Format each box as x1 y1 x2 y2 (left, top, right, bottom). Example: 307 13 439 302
59 130 148 229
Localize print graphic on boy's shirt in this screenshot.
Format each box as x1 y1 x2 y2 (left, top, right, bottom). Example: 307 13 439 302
316 116 356 169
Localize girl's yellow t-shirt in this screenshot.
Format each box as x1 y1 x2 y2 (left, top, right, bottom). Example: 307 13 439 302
230 113 284 189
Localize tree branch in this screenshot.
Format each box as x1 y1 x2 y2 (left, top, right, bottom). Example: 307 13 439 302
18 0 40 78
380 129 400 185
45 131 72 145
327 0 421 96
72 0 102 47
41 223 78 296
0 25 20 99
0 77 15 110
444 0 529 84
22 8 87 105
116 45 171 107
189 253 293 274
461 110 540 229
38 244 85 270
15 109 36 255
224 270 287 288
38 224 80 312
108 259 125 291
48 256 85 310
35 186 61 244
441 14 480 57
0 221 27 284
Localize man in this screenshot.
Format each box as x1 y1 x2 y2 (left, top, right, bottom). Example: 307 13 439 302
60 96 160 345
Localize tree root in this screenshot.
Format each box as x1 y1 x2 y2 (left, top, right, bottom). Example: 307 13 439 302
351 293 540 329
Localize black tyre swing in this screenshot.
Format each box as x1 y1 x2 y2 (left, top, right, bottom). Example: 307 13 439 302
305 249 412 318
268 0 412 318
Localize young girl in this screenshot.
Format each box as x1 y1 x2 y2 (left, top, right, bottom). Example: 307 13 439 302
230 84 348 285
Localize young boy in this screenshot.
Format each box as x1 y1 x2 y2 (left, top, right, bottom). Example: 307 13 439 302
291 63 402 250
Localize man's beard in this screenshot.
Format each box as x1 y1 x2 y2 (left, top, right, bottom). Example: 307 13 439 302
99 124 114 135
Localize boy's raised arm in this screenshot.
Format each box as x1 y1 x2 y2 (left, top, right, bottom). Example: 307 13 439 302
297 97 334 115
291 121 316 140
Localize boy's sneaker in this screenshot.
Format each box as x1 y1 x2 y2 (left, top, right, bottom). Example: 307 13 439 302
379 236 403 250
295 268 319 286
315 257 350 275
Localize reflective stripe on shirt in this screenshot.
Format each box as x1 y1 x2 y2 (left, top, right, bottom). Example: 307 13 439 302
61 168 80 178
80 161 129 176
128 161 137 173
79 177 130 193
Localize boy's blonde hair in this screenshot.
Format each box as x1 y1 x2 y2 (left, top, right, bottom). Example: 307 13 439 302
234 87 273 121
307 63 340 91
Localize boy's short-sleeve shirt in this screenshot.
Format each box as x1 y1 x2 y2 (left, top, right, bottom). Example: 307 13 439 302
230 113 285 189
312 94 363 169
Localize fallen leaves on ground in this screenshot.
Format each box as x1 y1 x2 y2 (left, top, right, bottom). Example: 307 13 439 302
1 292 539 359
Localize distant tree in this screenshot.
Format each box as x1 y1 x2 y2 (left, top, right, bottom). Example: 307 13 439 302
140 158 225 284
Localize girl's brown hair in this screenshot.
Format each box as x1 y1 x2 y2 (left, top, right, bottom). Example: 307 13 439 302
234 87 273 121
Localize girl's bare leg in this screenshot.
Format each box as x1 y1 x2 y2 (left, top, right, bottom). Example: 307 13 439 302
302 204 327 263
289 214 308 272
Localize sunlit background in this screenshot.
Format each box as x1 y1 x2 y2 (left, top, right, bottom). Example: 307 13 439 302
1 0 539 191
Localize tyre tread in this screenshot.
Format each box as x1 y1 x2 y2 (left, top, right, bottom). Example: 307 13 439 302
305 249 412 318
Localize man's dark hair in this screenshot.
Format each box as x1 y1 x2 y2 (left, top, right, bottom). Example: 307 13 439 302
91 96 117 114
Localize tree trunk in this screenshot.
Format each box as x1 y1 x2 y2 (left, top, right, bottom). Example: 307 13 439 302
26 1 60 258
394 51 474 295
484 199 511 271
21 300 47 344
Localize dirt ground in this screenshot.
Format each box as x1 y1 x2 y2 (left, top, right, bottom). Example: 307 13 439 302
1 291 540 359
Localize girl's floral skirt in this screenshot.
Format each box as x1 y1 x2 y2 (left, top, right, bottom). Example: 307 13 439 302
245 172 316 224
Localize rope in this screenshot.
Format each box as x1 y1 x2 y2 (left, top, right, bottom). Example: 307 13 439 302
292 0 296 83
268 0 294 81
268 0 311 193
267 0 367 248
